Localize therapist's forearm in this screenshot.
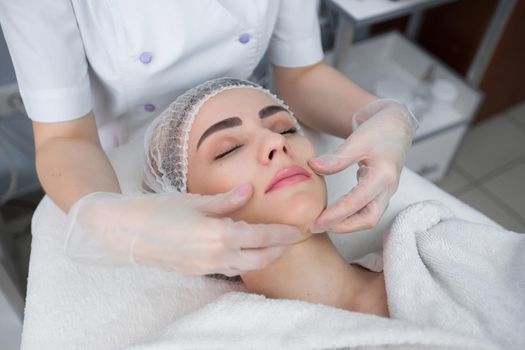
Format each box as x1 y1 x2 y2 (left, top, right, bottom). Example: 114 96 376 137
33 112 121 212
273 62 377 139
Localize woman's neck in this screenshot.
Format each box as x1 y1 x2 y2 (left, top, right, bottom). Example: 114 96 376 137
240 232 388 316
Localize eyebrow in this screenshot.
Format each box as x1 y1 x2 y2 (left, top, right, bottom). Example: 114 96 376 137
196 105 289 149
259 105 288 119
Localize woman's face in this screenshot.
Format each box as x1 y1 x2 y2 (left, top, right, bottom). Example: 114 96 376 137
186 88 327 234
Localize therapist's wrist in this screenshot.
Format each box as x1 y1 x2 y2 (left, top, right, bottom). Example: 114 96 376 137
352 98 418 134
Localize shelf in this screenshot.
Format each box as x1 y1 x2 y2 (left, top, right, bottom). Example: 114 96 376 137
328 0 458 26
337 31 482 142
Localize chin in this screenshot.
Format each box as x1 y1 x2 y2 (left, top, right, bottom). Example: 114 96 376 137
233 179 327 235
274 190 325 229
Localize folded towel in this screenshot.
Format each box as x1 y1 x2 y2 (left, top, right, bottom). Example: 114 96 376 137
384 200 525 350
128 292 490 350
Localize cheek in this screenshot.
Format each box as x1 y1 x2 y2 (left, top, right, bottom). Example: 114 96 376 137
187 154 258 195
188 155 264 224
291 136 316 160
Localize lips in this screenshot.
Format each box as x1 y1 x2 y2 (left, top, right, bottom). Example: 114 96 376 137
265 165 312 194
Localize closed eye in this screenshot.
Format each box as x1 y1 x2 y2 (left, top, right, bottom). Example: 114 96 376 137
280 127 297 135
215 144 242 160
214 128 296 160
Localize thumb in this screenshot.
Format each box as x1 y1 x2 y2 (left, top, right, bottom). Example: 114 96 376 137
308 140 365 175
197 183 253 216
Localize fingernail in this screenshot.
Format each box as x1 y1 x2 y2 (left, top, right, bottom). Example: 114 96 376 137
309 223 325 234
310 158 324 167
312 155 341 168
231 184 251 204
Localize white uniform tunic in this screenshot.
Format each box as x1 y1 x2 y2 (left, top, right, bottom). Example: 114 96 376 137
0 0 323 148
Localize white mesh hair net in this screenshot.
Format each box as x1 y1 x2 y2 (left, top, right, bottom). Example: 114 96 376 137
143 77 302 193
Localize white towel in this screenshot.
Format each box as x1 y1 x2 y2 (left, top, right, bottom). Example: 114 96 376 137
125 201 524 350
384 200 525 350
128 292 490 350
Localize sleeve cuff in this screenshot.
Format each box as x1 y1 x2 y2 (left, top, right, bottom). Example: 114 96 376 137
22 78 92 123
268 36 324 68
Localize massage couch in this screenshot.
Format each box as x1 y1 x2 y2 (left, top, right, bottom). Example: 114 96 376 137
21 129 505 349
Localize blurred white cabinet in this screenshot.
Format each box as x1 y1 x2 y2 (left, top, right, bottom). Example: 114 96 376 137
405 126 468 181
335 31 482 182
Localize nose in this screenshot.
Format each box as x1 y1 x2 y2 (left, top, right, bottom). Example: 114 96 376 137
259 131 290 165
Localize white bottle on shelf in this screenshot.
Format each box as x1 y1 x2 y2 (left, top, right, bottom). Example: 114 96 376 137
407 64 435 122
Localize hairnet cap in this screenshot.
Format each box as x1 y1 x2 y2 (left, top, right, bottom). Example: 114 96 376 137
143 77 301 193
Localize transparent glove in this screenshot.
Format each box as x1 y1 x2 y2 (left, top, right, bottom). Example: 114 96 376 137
64 184 301 276
308 98 418 233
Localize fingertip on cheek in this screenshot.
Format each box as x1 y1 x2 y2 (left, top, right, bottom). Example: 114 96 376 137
309 219 326 234
308 158 323 169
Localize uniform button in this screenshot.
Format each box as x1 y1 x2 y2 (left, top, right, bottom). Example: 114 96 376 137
144 103 156 112
139 51 153 64
238 33 250 44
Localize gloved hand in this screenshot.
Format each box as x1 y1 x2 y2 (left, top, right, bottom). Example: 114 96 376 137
308 98 418 233
64 184 301 276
